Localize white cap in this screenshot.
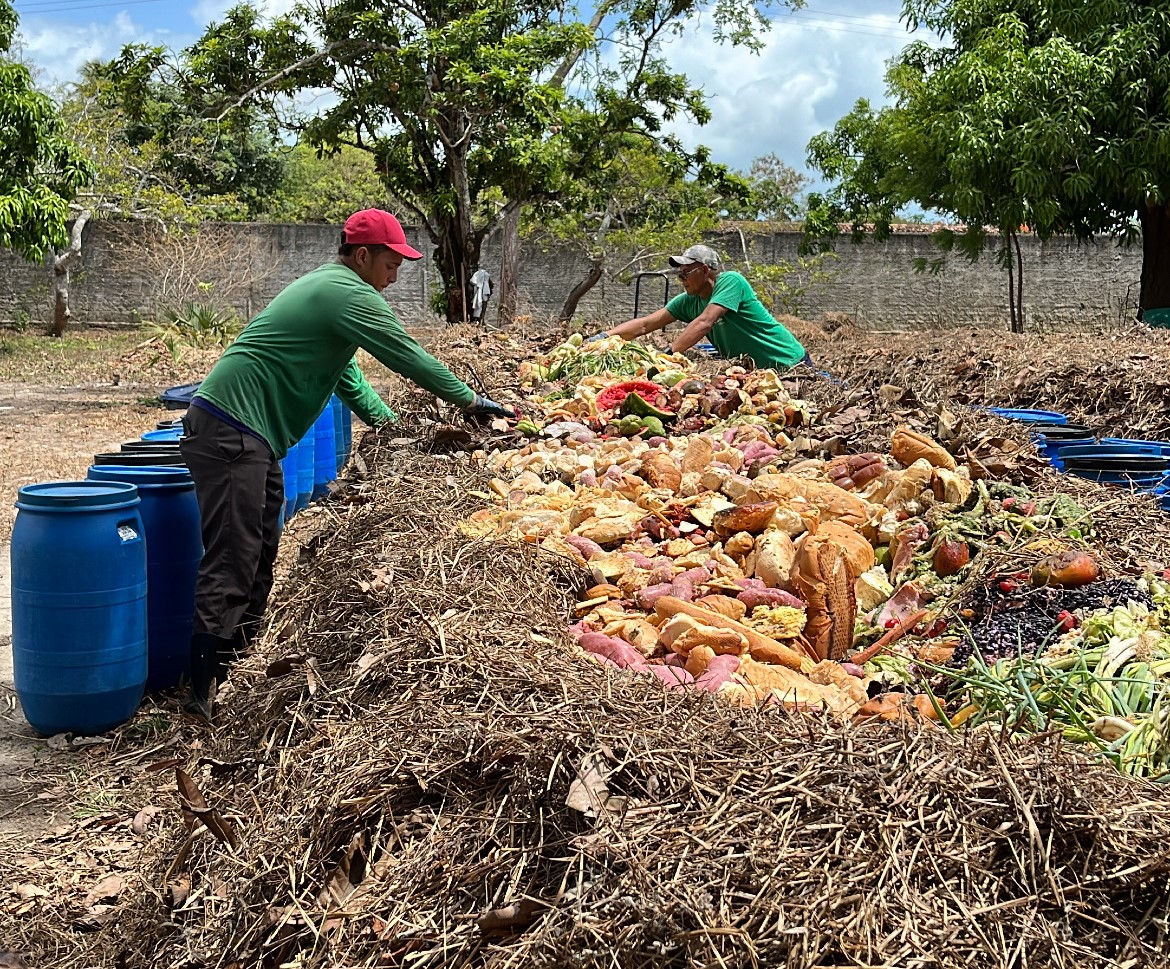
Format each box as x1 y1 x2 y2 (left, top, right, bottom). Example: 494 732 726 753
668 244 721 269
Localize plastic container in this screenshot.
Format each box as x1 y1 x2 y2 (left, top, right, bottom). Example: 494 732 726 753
281 442 299 520
121 440 182 453
1100 438 1170 457
311 408 337 501
160 381 202 410
93 451 186 468
11 482 148 735
331 396 346 472
295 432 314 513
1062 455 1170 474
142 427 184 442
1065 468 1169 488
1057 442 1164 460
156 419 185 431
1032 423 1096 463
86 467 203 692
987 407 1069 425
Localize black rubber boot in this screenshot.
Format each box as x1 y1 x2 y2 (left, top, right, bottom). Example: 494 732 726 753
184 632 233 721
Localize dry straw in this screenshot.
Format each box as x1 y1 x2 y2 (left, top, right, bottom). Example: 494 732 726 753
3 329 1170 968
4 416 1164 969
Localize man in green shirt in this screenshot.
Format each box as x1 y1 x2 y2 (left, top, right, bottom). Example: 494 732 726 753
178 209 513 719
596 244 811 370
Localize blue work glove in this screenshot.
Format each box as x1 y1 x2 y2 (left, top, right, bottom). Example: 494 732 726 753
464 393 517 420
584 332 608 343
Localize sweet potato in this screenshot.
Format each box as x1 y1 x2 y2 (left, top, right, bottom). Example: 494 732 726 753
579 632 647 670
693 654 740 692
653 596 814 673
648 664 694 690
737 587 804 610
634 583 675 610
564 534 604 560
669 566 711 602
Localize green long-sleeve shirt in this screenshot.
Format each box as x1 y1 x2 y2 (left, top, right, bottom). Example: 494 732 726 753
194 262 475 458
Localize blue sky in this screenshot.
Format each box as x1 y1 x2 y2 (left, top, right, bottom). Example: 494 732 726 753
13 0 934 185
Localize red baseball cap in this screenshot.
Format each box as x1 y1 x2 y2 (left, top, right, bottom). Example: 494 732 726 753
341 209 423 260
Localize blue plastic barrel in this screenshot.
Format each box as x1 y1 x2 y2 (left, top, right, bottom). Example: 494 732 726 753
160 381 202 411
94 451 185 468
11 482 148 735
311 408 337 500
85 466 203 693
331 396 346 472
122 441 181 456
1065 468 1169 488
295 431 314 512
1100 438 1170 456
341 404 352 457
142 427 184 442
1057 442 1163 460
281 442 299 520
988 407 1069 425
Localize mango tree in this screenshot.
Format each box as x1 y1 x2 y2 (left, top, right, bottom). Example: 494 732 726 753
0 0 94 334
805 0 1170 328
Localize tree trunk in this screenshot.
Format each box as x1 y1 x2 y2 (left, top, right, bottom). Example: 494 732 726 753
434 222 480 325
1003 234 1018 334
1138 200 1170 315
48 210 91 337
559 260 603 323
1014 230 1024 333
497 204 521 326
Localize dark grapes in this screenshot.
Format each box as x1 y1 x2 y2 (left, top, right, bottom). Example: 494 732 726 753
949 578 1152 667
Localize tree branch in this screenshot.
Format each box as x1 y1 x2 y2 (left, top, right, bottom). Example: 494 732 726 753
214 38 399 122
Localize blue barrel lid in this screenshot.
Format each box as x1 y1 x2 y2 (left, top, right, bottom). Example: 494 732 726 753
987 407 1069 425
16 480 139 510
141 428 185 441
87 466 193 488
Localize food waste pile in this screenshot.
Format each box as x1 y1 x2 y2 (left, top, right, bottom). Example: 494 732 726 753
464 335 1170 778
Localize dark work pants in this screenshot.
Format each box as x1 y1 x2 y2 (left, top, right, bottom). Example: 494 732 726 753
180 407 284 641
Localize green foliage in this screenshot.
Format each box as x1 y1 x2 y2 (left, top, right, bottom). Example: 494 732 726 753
534 143 748 276
264 144 400 223
805 0 1170 310
74 36 285 221
124 0 798 321
727 152 809 221
0 0 95 262
740 251 838 317
146 300 244 360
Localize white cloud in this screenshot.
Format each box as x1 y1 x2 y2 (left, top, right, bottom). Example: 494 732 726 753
659 1 928 179
190 0 298 30
18 12 178 89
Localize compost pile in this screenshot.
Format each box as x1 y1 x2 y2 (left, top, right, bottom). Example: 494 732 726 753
6 327 1170 969
13 423 1166 969
800 323 1170 442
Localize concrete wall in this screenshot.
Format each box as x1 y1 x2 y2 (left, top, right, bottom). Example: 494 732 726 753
0 220 1143 330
